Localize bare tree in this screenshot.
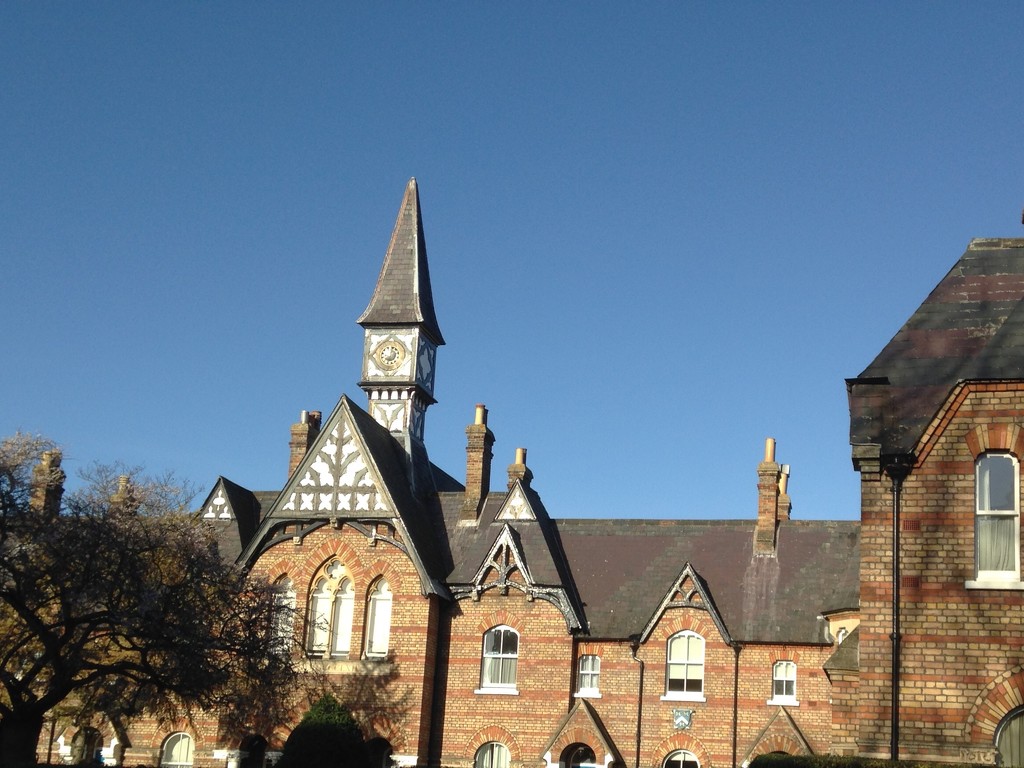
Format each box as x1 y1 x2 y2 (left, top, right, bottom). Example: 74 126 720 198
0 434 297 765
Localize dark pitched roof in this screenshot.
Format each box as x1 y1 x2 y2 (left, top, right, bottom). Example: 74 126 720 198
438 492 858 645
555 518 858 643
357 178 445 345
849 239 1024 455
200 476 263 563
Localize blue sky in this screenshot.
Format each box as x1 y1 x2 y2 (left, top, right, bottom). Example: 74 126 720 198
3 3 1023 521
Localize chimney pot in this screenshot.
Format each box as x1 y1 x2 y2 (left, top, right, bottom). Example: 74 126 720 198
508 447 533 490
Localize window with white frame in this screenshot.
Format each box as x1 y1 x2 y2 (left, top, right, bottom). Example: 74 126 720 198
663 750 700 768
305 560 355 657
475 742 510 768
272 576 296 653
160 733 194 768
976 453 1020 581
480 626 519 689
665 630 704 698
365 578 392 657
769 660 797 704
576 654 600 696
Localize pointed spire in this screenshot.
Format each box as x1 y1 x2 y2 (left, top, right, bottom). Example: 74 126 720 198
357 178 445 345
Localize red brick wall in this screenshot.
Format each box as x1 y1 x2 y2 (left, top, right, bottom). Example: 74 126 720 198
855 383 1024 763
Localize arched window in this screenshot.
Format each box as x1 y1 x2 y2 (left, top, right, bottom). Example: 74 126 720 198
997 708 1024 768
666 630 704 698
770 660 797 704
481 625 519 689
305 560 355 657
561 743 596 768
272 576 296 653
161 733 194 768
332 578 355 656
976 453 1020 581
475 742 510 768
663 750 699 768
366 579 392 657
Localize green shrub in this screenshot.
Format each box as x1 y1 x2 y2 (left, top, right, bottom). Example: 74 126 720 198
749 754 988 768
276 694 367 768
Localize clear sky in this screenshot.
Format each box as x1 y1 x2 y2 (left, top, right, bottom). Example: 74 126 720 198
3 3 1024 522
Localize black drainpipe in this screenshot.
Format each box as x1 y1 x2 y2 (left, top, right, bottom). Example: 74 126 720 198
732 642 742 768
630 635 644 768
885 458 911 762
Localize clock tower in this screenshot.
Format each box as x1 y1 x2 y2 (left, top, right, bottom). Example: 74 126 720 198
357 178 445 492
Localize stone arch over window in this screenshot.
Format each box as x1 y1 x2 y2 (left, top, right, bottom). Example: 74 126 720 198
468 725 521 765
967 666 1024 745
160 732 194 768
305 559 356 657
965 423 1024 459
652 732 711 768
745 734 808 763
366 577 393 657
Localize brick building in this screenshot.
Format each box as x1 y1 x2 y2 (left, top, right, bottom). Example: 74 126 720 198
847 238 1024 766
45 180 859 768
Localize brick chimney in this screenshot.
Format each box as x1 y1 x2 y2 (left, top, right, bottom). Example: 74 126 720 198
460 404 495 522
754 437 782 555
289 410 322 477
30 449 65 517
507 447 533 490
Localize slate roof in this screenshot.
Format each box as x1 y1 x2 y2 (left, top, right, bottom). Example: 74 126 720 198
438 490 858 644
554 518 858 643
357 178 445 345
849 239 1024 456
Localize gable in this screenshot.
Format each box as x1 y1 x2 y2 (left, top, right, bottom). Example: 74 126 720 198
497 484 536 521
641 563 731 644
279 409 394 518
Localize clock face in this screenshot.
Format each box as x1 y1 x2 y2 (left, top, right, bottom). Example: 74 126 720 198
374 340 406 371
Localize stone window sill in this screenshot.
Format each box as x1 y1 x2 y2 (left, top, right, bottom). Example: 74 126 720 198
964 579 1024 590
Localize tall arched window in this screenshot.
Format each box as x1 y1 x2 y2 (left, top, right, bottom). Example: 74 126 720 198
272 576 296 653
481 625 519 689
305 560 355 657
332 578 355 656
663 750 699 768
161 733 194 768
665 630 705 698
976 453 1020 581
475 742 510 768
366 579 392 657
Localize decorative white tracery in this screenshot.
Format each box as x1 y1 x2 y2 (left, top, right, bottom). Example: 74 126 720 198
204 487 232 520
281 420 392 515
497 485 536 521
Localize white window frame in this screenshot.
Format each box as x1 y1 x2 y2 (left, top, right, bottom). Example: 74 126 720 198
968 453 1024 589
365 579 393 658
662 630 705 702
161 733 194 768
272 577 296 654
305 561 358 657
477 625 519 694
767 660 798 705
663 750 700 768
475 742 510 768
575 654 601 698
